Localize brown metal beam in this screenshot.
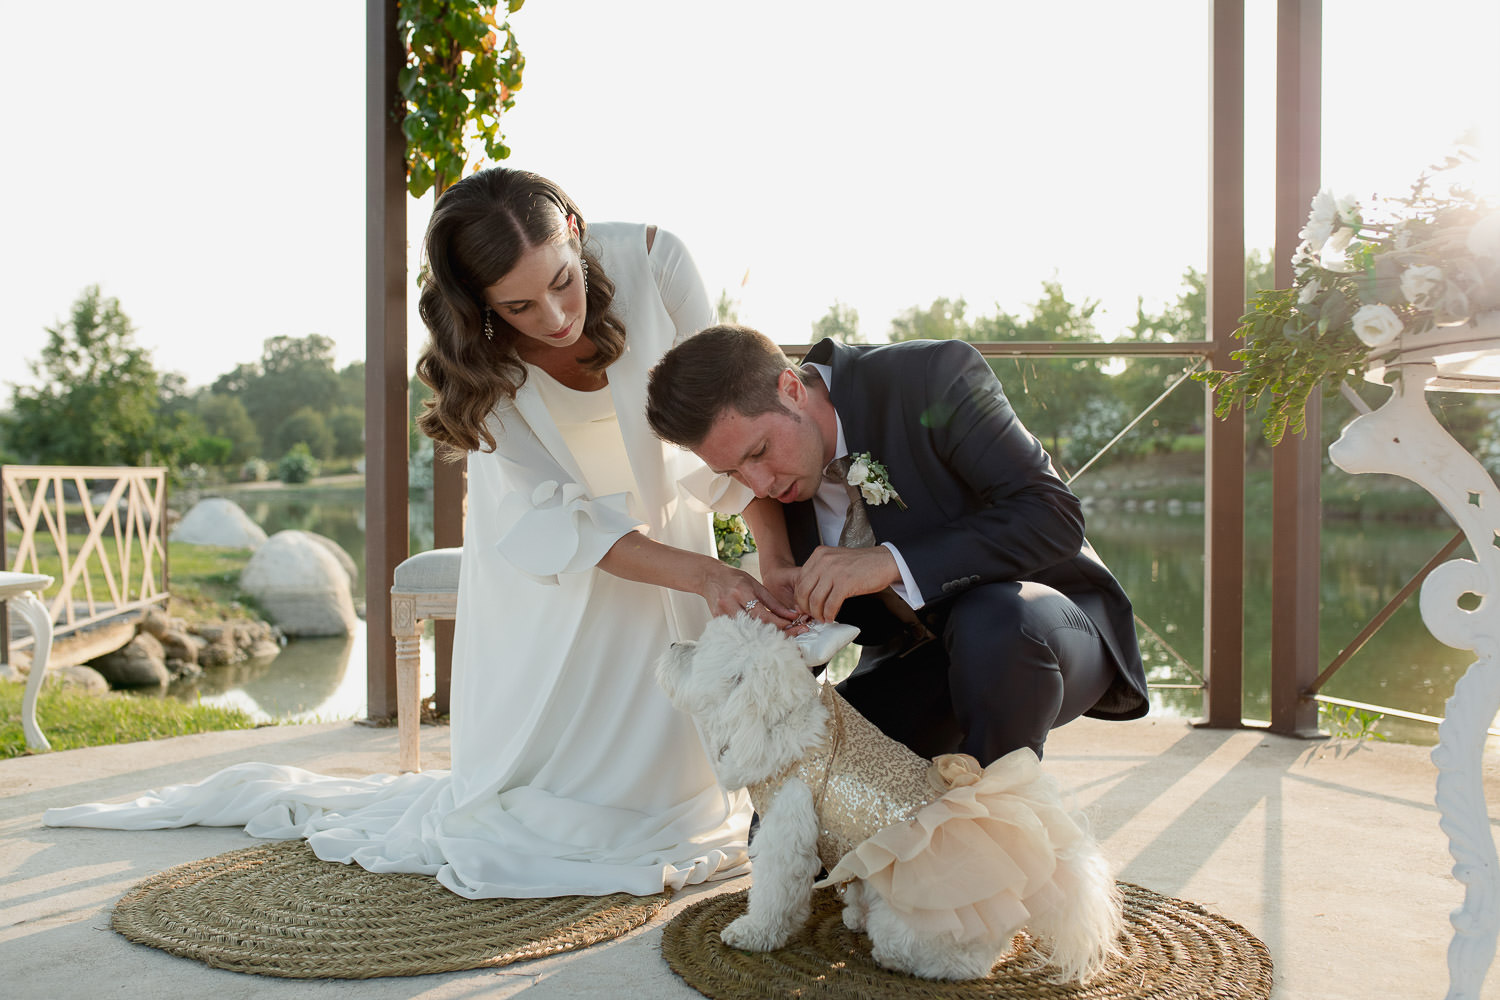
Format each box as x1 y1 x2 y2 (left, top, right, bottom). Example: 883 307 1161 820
432 456 464 714
781 341 1217 359
1307 531 1465 696
1202 0 1248 729
1269 0 1323 737
365 0 408 720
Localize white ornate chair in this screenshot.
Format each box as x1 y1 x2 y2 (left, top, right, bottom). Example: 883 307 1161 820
389 548 461 772
1 571 56 752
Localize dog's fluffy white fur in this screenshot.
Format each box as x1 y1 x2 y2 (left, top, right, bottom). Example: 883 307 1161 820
656 613 1122 982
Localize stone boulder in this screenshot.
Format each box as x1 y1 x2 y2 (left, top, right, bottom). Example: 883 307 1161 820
293 530 359 588
194 620 283 666
90 632 170 688
170 498 267 549
239 530 358 636
47 664 110 693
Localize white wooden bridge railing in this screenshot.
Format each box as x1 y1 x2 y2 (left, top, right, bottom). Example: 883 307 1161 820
1 465 169 643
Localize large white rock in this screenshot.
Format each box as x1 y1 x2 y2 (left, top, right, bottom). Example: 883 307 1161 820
239 530 357 637
171 498 267 549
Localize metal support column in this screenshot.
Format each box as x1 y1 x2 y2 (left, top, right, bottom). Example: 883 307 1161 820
432 455 464 714
364 0 408 719
1269 0 1324 737
1203 0 1248 728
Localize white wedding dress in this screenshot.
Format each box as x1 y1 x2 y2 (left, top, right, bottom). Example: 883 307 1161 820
44 223 754 898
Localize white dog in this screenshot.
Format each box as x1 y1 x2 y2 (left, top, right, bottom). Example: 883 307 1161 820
656 613 1122 982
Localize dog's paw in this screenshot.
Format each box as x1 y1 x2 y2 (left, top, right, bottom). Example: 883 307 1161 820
720 915 791 952
840 882 870 932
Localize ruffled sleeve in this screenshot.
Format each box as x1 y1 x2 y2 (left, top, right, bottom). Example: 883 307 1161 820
676 463 754 515
495 479 646 585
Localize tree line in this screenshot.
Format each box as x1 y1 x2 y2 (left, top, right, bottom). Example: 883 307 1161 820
9 272 1493 487
1 286 368 483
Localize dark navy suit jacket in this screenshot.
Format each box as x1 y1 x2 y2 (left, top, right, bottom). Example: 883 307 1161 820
783 337 1148 720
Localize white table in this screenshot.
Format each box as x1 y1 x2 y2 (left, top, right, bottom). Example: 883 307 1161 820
1328 316 1500 1000
1 571 56 752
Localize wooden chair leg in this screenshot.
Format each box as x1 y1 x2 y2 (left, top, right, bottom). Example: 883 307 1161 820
394 631 423 773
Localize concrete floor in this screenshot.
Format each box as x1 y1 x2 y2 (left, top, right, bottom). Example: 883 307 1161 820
3 715 1498 1000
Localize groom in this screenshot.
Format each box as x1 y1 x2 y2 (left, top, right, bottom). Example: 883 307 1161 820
646 325 1148 764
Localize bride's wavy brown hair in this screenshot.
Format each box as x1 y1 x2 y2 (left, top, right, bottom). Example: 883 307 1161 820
415 168 626 456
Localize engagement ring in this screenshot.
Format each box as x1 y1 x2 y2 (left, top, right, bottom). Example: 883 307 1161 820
743 600 758 612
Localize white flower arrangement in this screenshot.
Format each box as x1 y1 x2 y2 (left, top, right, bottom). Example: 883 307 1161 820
847 452 907 509
1198 156 1500 444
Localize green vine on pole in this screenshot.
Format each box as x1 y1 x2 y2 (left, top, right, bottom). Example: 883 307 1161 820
397 0 525 199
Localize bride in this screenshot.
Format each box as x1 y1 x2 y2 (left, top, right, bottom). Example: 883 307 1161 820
45 167 802 898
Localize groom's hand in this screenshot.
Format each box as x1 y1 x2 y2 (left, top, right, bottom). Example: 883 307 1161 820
795 545 901 622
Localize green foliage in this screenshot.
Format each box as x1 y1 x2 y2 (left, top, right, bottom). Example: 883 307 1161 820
1196 162 1499 445
1320 703 1390 745
888 296 977 343
278 407 335 460
985 284 1110 459
713 513 756 567
1 683 256 758
399 0 526 198
812 301 861 343
278 442 321 484
716 289 741 325
409 372 434 453
4 286 170 466
193 394 261 463
1110 254 1275 456
167 540 260 623
1196 283 1373 446
209 334 347 455
328 405 365 459
240 457 270 482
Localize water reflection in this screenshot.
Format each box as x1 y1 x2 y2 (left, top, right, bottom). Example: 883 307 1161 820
1088 510 1483 746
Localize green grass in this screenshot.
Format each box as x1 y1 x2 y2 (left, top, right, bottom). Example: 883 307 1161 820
1 682 259 758
167 542 263 623
4 531 261 624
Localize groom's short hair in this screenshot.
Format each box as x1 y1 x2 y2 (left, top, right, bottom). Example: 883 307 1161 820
646 324 804 448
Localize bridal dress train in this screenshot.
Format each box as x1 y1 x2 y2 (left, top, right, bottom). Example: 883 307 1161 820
44 222 753 898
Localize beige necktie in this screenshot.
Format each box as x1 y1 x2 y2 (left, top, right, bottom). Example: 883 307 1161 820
826 455 876 548
824 456 932 638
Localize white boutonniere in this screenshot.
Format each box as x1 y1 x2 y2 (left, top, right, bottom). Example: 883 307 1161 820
846 452 908 510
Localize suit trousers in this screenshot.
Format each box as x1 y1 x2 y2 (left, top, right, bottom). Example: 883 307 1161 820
835 580 1117 764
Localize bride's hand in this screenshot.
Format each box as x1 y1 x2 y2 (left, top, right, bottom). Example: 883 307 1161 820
699 562 799 629
758 564 801 612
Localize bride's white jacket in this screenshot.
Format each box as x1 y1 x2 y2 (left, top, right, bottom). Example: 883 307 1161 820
449 221 750 801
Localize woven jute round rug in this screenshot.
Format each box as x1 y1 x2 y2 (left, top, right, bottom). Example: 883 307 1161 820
661 882 1273 999
110 840 669 979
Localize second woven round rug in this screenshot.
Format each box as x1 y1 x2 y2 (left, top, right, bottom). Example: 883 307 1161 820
662 882 1273 999
111 839 669 979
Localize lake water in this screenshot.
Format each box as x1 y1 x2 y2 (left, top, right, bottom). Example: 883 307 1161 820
169 484 1490 747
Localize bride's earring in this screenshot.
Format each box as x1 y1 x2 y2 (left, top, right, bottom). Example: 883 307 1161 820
483 307 494 341
581 255 589 295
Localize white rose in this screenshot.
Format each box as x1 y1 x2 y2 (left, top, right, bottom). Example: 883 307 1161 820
1351 303 1403 348
1466 211 1500 260
1400 265 1445 307
1298 278 1321 304
846 459 870 486
860 481 888 505
1299 188 1339 252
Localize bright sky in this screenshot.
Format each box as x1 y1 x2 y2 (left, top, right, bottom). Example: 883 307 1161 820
3 1 1496 392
